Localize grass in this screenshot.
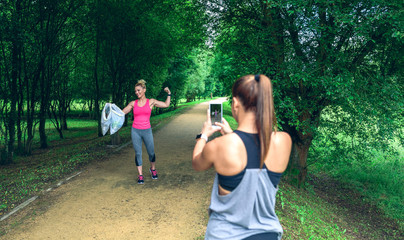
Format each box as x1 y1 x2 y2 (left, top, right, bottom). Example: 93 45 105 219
311 132 404 225
276 183 349 239
338 149 403 220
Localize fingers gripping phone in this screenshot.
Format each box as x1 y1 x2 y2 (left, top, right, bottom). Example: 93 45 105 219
209 103 223 129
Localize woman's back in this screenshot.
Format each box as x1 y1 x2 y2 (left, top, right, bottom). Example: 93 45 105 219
205 130 289 239
192 74 292 240
205 130 290 239
207 128 291 196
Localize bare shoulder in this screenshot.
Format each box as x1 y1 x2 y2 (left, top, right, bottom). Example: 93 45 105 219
203 134 222 154
271 131 292 148
205 132 241 153
204 132 245 173
149 98 157 106
266 131 292 172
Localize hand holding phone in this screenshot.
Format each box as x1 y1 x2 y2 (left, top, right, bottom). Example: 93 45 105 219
214 118 232 135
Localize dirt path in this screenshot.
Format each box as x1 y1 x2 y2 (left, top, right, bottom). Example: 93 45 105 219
2 101 219 240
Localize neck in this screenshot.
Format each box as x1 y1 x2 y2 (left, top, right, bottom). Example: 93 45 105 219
236 111 257 133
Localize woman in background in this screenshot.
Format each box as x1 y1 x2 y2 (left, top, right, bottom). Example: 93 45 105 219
192 74 292 239
123 79 171 184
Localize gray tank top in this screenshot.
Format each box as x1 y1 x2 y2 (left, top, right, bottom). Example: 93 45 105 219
205 131 283 240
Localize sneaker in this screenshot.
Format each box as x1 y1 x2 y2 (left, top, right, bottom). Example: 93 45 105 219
137 175 144 184
149 168 158 179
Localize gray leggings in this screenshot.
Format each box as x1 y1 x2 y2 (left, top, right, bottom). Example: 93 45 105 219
131 127 155 166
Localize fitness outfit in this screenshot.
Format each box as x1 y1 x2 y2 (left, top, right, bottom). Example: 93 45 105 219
205 130 283 240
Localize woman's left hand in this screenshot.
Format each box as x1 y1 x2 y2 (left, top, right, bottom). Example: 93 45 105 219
164 87 171 95
201 109 221 138
215 118 232 135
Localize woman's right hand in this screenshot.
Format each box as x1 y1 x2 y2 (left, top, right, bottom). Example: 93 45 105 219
215 118 232 135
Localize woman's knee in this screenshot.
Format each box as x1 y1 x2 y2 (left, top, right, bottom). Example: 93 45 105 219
135 154 142 166
149 154 156 162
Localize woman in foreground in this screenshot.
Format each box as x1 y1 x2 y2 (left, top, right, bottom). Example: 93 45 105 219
192 74 292 239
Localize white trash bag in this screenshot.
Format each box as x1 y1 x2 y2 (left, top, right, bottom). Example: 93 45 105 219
101 103 112 135
109 104 125 134
101 103 125 135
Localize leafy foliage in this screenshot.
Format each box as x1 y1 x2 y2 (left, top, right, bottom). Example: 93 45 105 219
207 0 403 185
0 0 208 162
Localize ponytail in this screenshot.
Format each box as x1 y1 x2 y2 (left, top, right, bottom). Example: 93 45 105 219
232 74 277 168
255 74 277 168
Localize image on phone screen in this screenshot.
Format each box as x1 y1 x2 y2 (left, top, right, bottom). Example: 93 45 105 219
209 103 223 129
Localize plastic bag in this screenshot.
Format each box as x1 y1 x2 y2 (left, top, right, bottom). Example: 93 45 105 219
101 103 112 135
101 103 125 135
109 104 125 134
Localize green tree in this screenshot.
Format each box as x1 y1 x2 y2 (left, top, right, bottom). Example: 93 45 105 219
208 0 403 185
0 0 36 161
166 55 196 107
0 0 209 163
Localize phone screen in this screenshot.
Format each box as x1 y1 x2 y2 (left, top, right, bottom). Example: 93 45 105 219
209 103 223 126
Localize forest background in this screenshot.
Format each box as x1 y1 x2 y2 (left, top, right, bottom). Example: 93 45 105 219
0 0 402 236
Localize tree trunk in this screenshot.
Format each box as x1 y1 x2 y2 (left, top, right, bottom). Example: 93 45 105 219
286 133 313 187
6 0 23 163
94 13 102 137
25 59 39 155
61 86 69 131
173 91 177 108
0 148 7 165
17 72 23 151
284 107 320 187
110 132 120 145
57 128 64 139
25 136 34 155
62 110 68 130
16 30 23 151
39 112 48 148
39 58 48 149
60 96 69 131
25 73 35 155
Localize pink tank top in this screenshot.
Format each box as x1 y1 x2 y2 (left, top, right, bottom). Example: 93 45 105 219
132 99 151 129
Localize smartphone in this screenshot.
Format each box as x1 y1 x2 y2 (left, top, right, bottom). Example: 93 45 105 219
209 103 223 129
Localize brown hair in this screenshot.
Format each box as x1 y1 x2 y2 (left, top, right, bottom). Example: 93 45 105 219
135 79 146 89
232 74 277 168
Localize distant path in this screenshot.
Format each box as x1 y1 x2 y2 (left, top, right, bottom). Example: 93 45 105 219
3 99 226 240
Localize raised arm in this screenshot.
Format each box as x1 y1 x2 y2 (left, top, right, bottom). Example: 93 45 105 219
122 101 135 114
151 87 171 108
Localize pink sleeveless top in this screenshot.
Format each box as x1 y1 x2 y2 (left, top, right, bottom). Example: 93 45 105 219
132 99 151 129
